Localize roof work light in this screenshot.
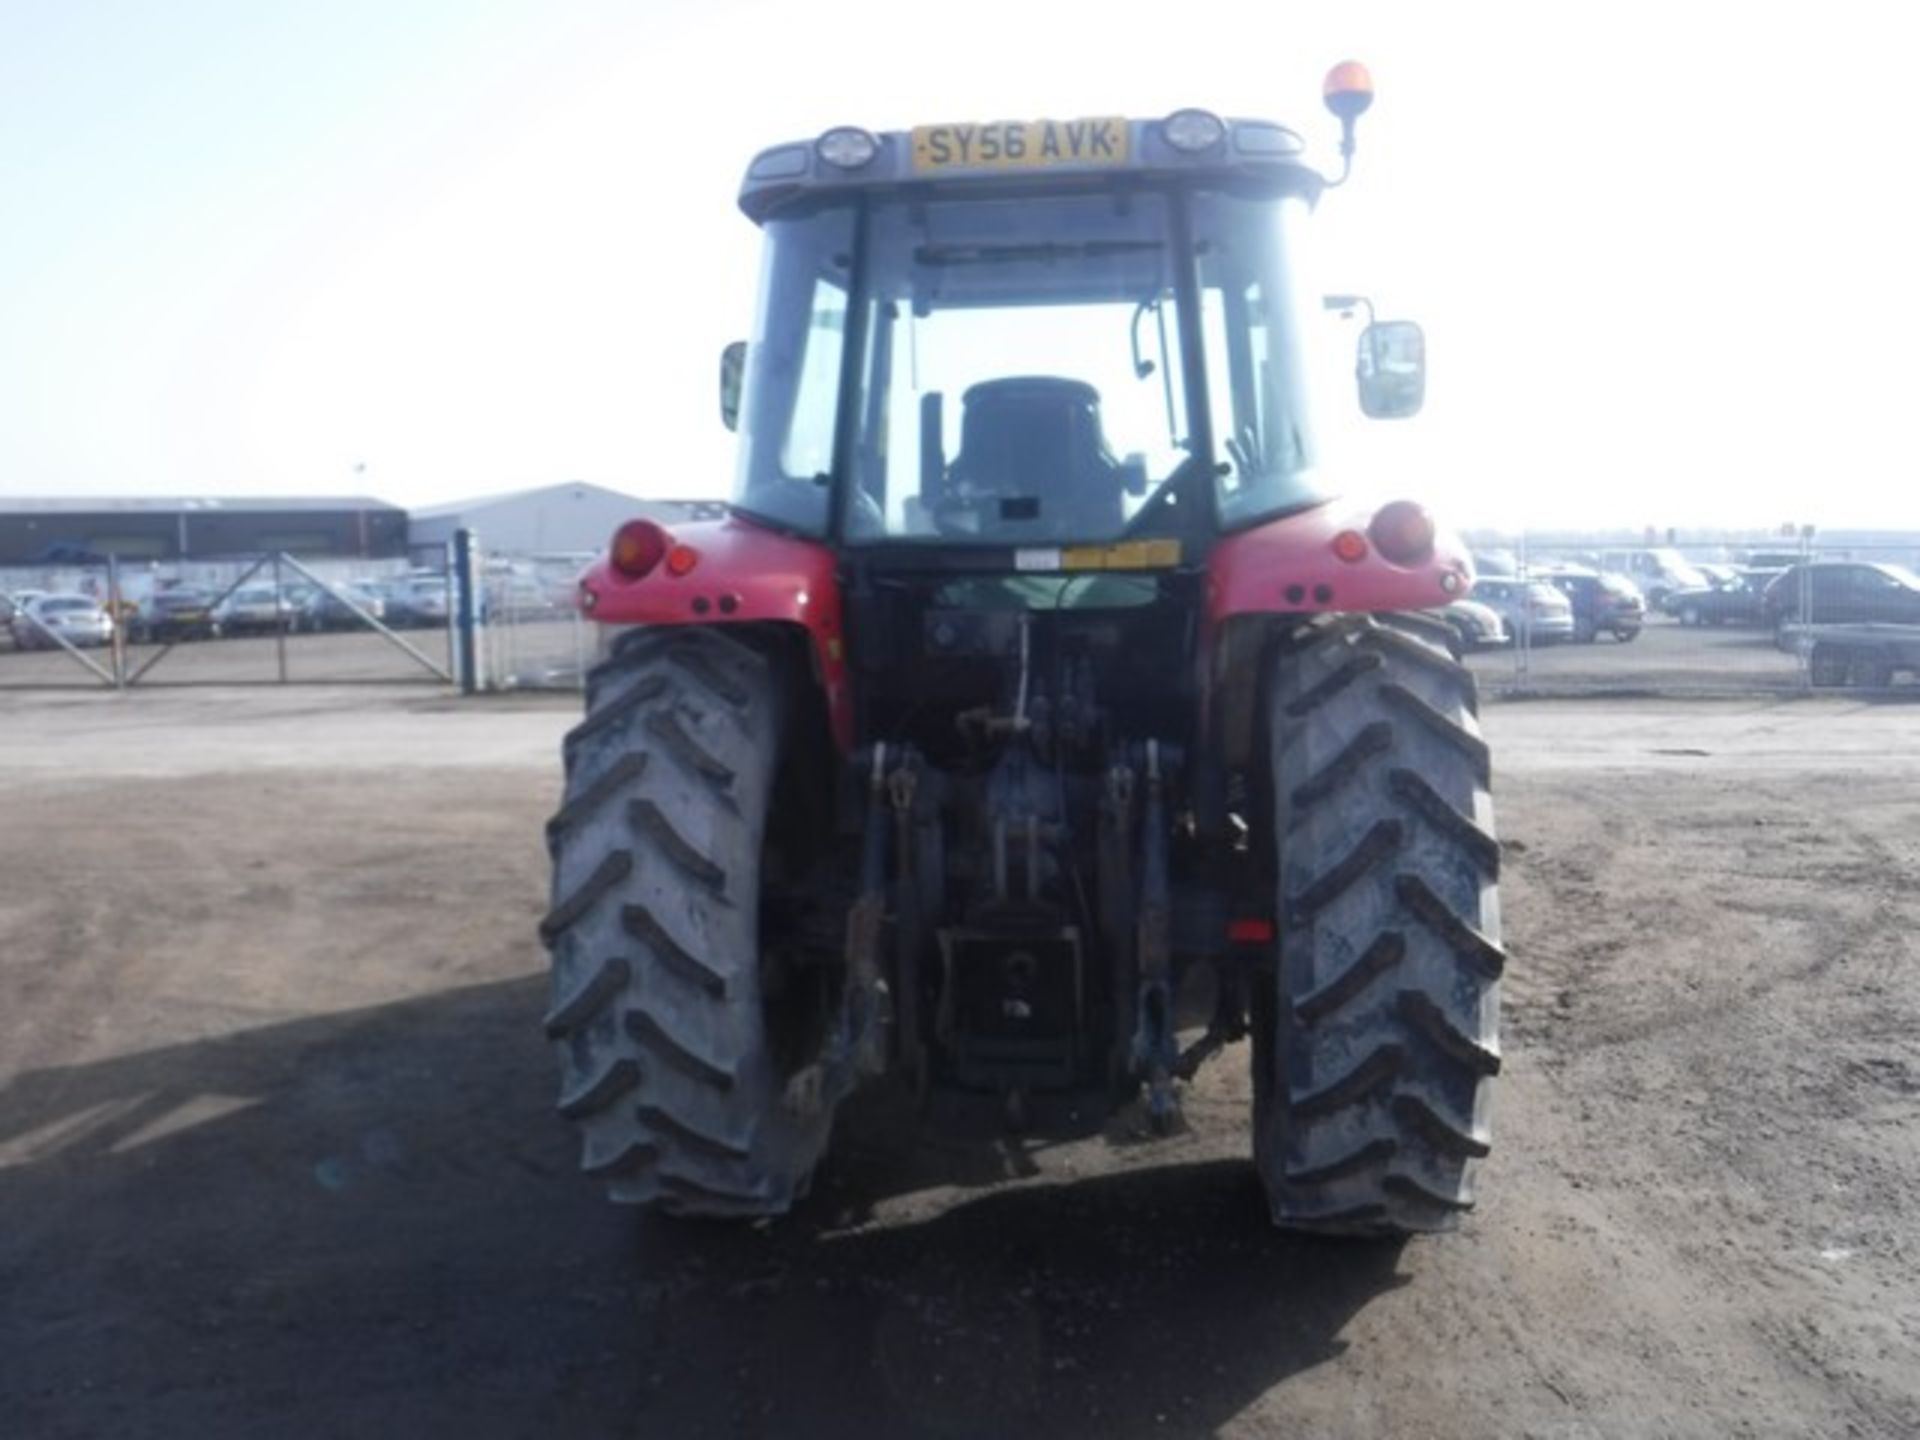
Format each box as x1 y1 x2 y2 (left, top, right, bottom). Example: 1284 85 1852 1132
1161 108 1227 153
1321 60 1375 185
815 126 880 169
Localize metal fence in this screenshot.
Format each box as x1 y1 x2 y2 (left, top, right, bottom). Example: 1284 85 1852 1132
1460 532 1920 696
475 550 597 691
1 535 594 694
19 528 1920 699
1 551 454 689
473 529 1920 700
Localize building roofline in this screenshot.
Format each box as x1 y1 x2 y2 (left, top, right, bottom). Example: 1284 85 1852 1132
0 495 401 515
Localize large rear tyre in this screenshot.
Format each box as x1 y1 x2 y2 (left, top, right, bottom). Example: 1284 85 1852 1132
540 627 841 1216
1255 613 1504 1235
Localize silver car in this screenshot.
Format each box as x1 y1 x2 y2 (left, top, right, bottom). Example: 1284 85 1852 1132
1438 597 1510 655
12 594 114 650
1468 577 1575 645
213 584 299 635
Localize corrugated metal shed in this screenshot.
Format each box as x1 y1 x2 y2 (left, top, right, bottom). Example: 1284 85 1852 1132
0 496 407 563
406 482 725 558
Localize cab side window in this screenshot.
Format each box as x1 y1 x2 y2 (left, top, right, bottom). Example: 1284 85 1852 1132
779 275 850 483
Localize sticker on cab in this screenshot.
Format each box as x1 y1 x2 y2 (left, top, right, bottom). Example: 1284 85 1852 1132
911 119 1130 172
1062 539 1182 571
1014 547 1063 572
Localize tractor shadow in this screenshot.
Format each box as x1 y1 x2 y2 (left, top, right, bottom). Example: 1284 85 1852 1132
0 974 1410 1440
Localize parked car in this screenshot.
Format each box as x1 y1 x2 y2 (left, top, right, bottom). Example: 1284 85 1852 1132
1545 570 1645 642
1595 548 1710 610
384 576 451 628
300 581 389 631
1665 568 1784 627
1437 598 1508 655
213 585 300 636
132 588 219 643
1762 561 1920 640
11 594 114 650
1469 577 1575 645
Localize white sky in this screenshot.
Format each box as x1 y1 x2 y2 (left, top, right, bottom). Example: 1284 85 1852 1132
2 0 1914 530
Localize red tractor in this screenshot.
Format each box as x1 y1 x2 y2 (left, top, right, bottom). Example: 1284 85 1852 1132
542 67 1502 1234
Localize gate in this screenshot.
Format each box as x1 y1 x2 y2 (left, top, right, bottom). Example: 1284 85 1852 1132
1 547 471 690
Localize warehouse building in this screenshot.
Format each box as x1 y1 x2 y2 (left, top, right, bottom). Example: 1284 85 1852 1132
406 482 725 563
0 495 407 565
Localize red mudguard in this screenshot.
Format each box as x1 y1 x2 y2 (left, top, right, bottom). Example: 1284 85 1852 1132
577 514 852 752
1201 500 1475 768
1206 500 1473 624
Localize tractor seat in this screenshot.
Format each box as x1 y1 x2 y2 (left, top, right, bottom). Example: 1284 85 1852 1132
944 377 1125 536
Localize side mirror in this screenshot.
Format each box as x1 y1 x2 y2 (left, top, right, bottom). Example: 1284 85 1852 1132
1118 452 1149 498
720 340 746 431
1357 319 1425 419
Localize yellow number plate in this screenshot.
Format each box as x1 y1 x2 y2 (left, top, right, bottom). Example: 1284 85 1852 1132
911 118 1130 172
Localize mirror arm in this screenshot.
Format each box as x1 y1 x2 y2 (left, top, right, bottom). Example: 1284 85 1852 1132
1321 133 1355 190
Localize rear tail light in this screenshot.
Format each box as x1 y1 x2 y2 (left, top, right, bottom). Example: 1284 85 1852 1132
1368 500 1436 566
610 520 669 579
1331 529 1370 563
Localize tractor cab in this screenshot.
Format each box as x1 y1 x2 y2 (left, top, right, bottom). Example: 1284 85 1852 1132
723 107 1405 561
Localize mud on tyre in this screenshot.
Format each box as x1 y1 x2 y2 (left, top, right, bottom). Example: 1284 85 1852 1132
1255 613 1504 1234
540 627 842 1215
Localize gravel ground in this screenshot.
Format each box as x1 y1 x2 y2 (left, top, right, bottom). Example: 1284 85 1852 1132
1 687 1916 1438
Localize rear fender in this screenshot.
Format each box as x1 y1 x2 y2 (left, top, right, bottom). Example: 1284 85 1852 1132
577 513 851 751
1203 501 1473 770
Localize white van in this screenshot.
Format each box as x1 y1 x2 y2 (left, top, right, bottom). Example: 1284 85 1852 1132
1597 548 1709 609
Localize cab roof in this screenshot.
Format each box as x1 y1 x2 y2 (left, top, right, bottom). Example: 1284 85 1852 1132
738 113 1317 222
